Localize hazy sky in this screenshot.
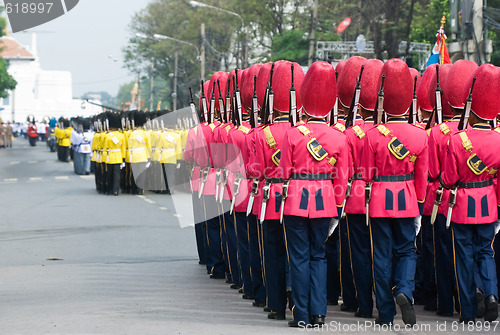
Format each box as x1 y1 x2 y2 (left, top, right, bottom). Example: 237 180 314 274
4 0 148 97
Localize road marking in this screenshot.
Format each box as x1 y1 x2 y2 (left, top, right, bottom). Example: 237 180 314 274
4 178 18 183
173 214 183 218
137 195 145 199
29 177 43 182
159 207 168 210
80 175 94 180
28 161 38 164
144 198 156 205
54 176 69 180
10 161 20 165
46 160 55 163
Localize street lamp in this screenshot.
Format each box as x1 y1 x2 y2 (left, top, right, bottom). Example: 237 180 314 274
189 0 247 68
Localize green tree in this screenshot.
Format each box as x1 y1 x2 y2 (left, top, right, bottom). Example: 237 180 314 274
0 7 17 98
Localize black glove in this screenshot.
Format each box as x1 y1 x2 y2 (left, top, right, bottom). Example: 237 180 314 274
418 202 424 216
337 206 343 219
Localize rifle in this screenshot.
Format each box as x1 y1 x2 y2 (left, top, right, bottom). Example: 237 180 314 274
209 81 216 123
345 65 364 128
200 80 209 123
458 76 477 131
408 76 418 125
251 75 258 128
235 69 243 127
289 63 297 126
374 75 386 124
329 70 339 126
189 87 200 124
226 77 232 125
426 65 442 130
263 63 275 125
217 79 225 123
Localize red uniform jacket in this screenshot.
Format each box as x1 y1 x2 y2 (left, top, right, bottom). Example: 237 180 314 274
361 116 428 218
183 127 202 192
345 117 373 215
227 122 252 212
254 116 291 220
427 116 461 216
280 118 348 218
442 123 500 224
213 121 234 200
246 126 265 216
194 121 220 196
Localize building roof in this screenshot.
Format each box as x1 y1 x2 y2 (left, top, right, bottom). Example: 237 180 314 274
0 37 35 60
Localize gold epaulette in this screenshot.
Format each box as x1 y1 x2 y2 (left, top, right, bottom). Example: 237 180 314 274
225 125 232 134
297 125 311 136
440 124 450 135
352 125 365 139
494 128 500 134
459 132 473 151
238 125 250 134
334 123 346 133
209 123 216 131
376 124 391 137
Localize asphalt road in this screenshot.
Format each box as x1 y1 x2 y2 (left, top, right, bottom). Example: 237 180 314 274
0 137 497 334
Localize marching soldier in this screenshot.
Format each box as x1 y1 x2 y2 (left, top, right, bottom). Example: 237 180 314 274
335 55 366 314
102 112 126 196
127 111 151 195
441 64 500 323
360 59 428 326
253 60 304 320
281 61 348 327
343 58 384 318
429 60 478 317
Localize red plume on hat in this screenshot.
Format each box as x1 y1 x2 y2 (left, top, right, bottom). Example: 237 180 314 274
241 64 262 111
337 56 367 108
416 65 436 112
271 60 305 113
427 64 452 117
358 59 384 111
256 62 273 108
335 60 347 77
443 60 478 109
461 64 500 120
379 58 413 116
300 61 336 118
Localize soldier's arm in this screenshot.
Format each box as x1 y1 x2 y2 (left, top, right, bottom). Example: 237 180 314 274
333 136 349 207
441 135 459 188
428 129 441 180
278 129 293 181
360 132 375 182
414 134 429 204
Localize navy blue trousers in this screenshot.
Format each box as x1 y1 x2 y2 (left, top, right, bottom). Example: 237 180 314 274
435 214 456 314
495 231 500 298
192 193 206 264
236 211 253 296
203 196 225 278
340 217 357 310
284 215 329 324
263 219 287 312
221 200 240 286
326 227 340 304
370 217 417 323
451 222 498 319
347 214 373 316
248 214 266 304
420 215 437 309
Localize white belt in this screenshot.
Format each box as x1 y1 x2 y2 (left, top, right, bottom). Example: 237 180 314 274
128 147 146 151
107 149 121 152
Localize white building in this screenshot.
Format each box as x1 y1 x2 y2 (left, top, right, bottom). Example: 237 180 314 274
0 34 102 123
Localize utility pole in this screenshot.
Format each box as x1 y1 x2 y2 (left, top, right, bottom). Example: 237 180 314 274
201 23 206 81
308 0 318 67
150 62 154 112
173 51 178 111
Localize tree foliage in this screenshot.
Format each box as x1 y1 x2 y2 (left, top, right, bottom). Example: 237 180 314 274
0 7 17 98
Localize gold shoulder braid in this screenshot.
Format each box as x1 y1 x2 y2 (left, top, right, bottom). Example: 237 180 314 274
238 125 250 134
352 125 365 139
377 125 417 162
334 123 346 133
458 131 498 176
440 123 450 135
263 125 281 167
297 125 337 166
